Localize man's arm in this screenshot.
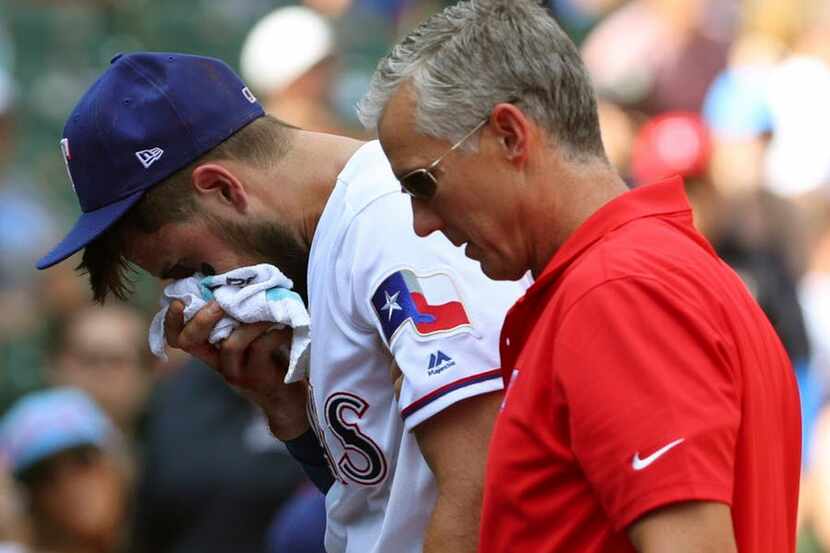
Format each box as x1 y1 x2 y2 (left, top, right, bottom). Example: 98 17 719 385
627 501 737 553
413 391 502 553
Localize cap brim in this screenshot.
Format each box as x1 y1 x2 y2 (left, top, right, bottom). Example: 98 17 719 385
36 189 145 270
13 432 105 476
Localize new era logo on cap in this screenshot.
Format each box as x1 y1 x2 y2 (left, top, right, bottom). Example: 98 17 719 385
135 147 164 168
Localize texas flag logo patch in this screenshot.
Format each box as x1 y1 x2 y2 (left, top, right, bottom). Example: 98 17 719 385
371 269 471 344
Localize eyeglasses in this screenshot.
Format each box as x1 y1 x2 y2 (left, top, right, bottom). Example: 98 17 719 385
398 118 488 200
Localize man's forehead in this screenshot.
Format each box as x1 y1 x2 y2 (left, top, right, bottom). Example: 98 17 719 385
378 86 418 147
378 85 441 173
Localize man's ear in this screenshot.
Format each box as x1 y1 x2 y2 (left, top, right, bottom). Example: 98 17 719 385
191 163 248 213
489 103 532 166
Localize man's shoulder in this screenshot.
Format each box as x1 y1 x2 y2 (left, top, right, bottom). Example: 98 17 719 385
564 217 714 290
337 140 400 215
312 140 404 264
542 218 720 329
332 149 467 277
552 231 648 303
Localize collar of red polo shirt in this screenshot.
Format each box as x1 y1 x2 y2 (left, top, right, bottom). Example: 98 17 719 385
499 176 710 377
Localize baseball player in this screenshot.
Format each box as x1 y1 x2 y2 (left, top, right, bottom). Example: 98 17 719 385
36 52 526 553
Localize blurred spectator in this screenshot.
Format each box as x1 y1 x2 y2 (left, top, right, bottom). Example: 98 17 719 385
801 201 830 382
547 0 626 43
48 305 151 436
0 460 28 553
742 0 813 51
702 31 780 139
304 0 353 18
265 484 326 553
701 33 778 196
0 61 63 412
37 258 92 319
803 407 830 552
129 360 305 553
630 112 716 233
0 61 53 291
0 388 130 553
240 6 348 134
798 198 830 467
582 0 735 114
309 0 434 22
631 112 712 183
0 62 57 290
764 56 830 198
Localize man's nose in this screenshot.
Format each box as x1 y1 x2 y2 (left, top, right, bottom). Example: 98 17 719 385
411 197 443 238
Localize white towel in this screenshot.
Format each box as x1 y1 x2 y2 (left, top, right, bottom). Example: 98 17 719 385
148 264 311 383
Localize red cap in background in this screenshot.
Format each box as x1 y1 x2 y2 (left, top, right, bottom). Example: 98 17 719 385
631 112 712 185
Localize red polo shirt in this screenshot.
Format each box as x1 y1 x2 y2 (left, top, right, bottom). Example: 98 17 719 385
480 177 801 552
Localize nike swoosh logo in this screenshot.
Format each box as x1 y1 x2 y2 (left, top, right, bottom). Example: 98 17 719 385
632 438 685 471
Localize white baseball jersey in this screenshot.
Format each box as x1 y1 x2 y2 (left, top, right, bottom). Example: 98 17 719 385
306 141 527 553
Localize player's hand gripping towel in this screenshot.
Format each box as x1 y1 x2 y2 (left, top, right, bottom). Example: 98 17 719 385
148 264 311 383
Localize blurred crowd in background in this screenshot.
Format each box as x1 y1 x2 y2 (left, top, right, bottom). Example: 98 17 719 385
0 0 828 552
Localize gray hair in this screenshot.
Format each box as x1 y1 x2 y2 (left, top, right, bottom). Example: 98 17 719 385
357 0 605 160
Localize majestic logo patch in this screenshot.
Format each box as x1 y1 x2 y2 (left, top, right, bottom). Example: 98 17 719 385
135 147 164 168
371 269 471 344
427 350 455 376
59 138 76 193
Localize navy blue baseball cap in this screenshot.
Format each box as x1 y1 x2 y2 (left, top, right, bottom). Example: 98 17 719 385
37 52 265 269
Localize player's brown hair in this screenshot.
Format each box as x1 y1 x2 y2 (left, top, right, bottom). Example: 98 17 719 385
79 114 294 302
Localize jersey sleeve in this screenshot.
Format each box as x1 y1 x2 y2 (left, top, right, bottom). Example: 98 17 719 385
554 276 740 530
346 192 524 431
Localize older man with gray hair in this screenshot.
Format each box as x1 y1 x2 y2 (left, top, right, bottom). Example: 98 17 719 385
359 1 801 552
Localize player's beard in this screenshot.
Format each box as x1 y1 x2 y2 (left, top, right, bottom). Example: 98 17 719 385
209 216 310 306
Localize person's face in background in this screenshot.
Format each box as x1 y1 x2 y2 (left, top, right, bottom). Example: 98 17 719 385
25 445 126 553
52 306 150 432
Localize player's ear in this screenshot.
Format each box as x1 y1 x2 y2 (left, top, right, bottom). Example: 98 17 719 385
191 163 249 213
489 103 531 167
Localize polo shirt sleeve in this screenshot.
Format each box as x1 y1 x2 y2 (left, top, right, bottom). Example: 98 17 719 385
554 276 740 530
